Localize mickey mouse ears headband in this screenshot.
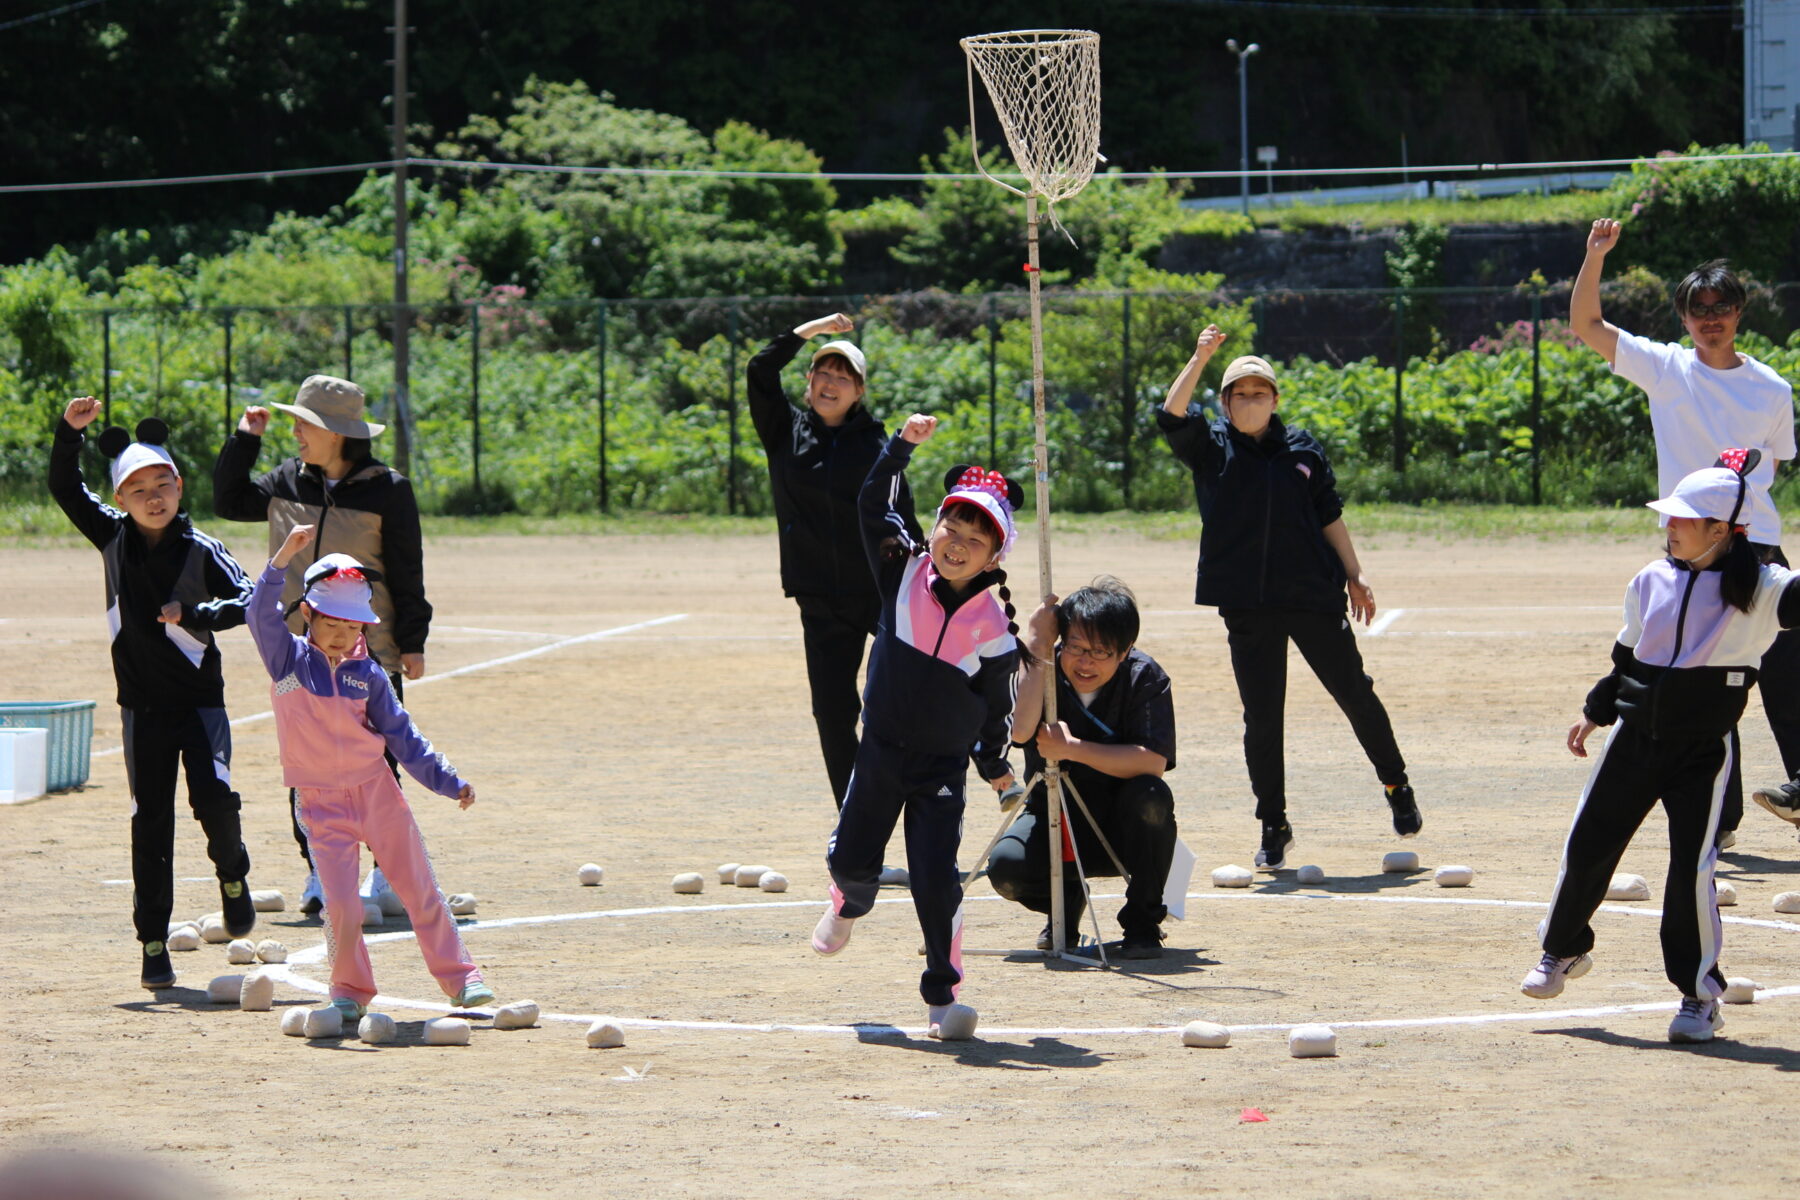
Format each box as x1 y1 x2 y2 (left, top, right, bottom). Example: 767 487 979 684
96 419 180 492
937 464 1025 560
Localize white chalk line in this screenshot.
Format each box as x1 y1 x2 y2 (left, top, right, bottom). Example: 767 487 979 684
91 613 689 759
254 890 1800 1039
1365 608 1404 637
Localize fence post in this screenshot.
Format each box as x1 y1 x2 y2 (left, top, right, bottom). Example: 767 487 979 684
1392 291 1407 475
222 309 234 435
469 303 482 496
1530 291 1543 506
343 305 354 380
596 299 609 514
102 310 113 426
987 294 999 467
727 299 741 516
1120 291 1133 508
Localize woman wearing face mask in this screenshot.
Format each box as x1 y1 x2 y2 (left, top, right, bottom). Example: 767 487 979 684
746 314 922 842
213 374 432 916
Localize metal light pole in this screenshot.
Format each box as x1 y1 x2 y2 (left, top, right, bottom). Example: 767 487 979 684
1225 38 1260 217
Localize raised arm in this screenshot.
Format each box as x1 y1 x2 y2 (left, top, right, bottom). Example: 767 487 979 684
1163 325 1227 417
1570 219 1625 366
47 400 122 551
212 407 276 522
745 314 852 450
246 525 314 680
858 415 933 577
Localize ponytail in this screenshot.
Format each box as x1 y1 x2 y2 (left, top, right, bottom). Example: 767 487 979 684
993 568 1020 638
1719 529 1760 613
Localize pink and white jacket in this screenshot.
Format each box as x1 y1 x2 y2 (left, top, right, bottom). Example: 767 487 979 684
248 563 466 797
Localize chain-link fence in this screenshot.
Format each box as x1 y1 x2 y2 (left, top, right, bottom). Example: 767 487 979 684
12 283 1799 515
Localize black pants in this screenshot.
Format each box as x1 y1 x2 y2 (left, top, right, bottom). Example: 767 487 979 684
289 669 404 866
796 594 878 809
1221 608 1408 824
988 774 1176 938
121 706 250 945
825 733 967 1006
1727 545 1800 833
1539 721 1728 1000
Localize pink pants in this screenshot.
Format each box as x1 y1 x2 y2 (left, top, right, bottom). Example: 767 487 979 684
295 772 481 1006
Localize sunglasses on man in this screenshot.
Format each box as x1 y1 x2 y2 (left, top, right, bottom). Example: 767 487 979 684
1684 301 1740 319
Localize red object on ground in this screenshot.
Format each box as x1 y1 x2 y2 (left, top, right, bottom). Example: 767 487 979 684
1239 1107 1269 1123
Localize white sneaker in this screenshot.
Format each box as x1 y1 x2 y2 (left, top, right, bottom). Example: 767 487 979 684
927 1003 979 1041
812 908 855 955
1520 951 1593 999
1668 996 1724 1043
300 869 324 915
877 865 910 887
361 867 404 916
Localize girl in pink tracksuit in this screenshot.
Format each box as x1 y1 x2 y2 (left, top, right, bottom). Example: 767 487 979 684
249 523 493 1021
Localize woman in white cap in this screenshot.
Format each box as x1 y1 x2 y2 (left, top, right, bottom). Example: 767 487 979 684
1522 453 1800 1044
746 314 922 846
213 374 432 913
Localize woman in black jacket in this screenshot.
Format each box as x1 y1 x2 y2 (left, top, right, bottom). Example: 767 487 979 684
747 313 922 825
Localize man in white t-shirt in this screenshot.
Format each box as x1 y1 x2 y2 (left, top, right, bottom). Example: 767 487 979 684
1572 218 1800 840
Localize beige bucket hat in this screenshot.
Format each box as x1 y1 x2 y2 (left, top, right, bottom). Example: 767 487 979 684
270 375 386 438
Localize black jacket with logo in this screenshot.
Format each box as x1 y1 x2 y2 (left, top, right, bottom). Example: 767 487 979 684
746 330 921 600
1158 406 1348 614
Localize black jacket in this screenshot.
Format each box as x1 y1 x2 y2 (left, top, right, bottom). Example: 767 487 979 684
1159 406 1348 614
212 432 430 670
50 419 253 710
1014 648 1177 807
746 330 921 599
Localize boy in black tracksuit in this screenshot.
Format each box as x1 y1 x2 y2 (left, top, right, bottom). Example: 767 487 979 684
746 313 921 810
50 397 256 989
1159 330 1418 872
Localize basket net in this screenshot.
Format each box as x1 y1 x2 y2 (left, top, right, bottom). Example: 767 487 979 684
960 29 1101 204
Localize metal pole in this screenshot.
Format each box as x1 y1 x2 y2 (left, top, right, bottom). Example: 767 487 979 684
1392 291 1406 475
597 299 609 513
1120 292 1133 507
222 310 234 434
469 303 482 496
1237 58 1249 217
343 305 354 380
101 310 112 426
390 0 413 474
1530 292 1543 506
1026 193 1066 955
987 294 999 467
601 298 615 510
727 299 741 516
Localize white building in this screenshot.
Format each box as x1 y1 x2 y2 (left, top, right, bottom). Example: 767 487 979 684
1745 0 1800 149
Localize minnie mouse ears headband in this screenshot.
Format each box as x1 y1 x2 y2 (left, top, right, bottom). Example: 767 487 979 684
1647 447 1761 529
96 419 180 492
937 464 1025 560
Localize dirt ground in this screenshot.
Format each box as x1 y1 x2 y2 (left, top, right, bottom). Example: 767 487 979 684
4 521 1799 1200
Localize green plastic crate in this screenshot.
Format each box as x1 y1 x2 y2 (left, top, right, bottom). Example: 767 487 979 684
0 701 97 791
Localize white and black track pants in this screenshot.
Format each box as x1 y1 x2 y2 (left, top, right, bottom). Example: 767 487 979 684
1539 720 1729 1001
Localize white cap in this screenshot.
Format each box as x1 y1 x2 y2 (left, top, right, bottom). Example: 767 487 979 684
111 443 179 491
302 553 382 625
1646 467 1749 525
809 339 867 382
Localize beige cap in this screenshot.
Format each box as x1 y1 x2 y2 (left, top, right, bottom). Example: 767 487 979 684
270 375 386 438
809 339 867 383
1220 355 1278 396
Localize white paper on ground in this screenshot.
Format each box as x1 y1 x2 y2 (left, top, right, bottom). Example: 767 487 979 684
1163 836 1197 921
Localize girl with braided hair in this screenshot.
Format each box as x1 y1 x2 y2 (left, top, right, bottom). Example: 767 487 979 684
810 414 1021 1041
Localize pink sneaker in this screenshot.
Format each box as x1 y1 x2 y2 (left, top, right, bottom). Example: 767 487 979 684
812 908 855 955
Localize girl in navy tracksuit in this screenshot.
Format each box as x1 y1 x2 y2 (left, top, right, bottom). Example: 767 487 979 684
810 414 1021 1040
1523 455 1800 1044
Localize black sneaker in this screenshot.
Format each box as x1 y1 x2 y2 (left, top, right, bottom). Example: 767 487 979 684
1386 784 1423 838
220 878 256 937
1254 821 1294 870
141 941 176 990
1752 778 1800 827
1035 907 1088 952
1116 927 1166 960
